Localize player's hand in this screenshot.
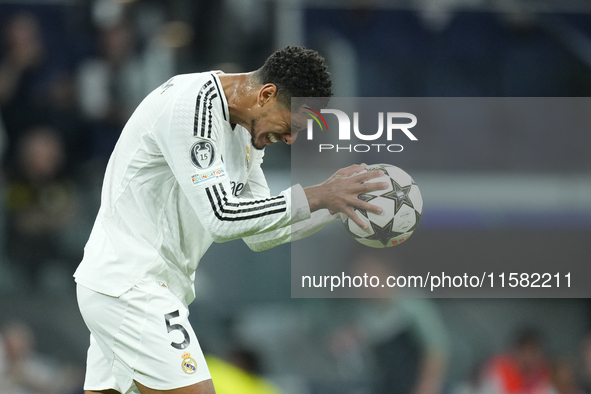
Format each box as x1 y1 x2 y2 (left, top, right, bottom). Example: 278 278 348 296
304 164 389 229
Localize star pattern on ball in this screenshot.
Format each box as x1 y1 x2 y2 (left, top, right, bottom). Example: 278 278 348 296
354 208 368 219
367 164 388 174
382 179 414 213
357 193 378 203
354 192 378 219
364 218 406 247
344 219 360 238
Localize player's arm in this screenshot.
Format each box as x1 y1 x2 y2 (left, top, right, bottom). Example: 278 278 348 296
151 78 310 242
243 209 339 251
239 159 342 251
153 137 294 242
152 77 385 242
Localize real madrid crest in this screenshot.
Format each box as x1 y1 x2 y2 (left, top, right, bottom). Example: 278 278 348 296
245 145 251 171
181 352 197 374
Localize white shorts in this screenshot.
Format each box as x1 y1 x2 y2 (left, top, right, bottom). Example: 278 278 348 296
77 278 211 393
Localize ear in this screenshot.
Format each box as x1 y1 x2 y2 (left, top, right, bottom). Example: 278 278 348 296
257 84 278 107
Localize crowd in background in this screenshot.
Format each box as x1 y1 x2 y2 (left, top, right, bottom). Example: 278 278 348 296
0 2 180 291
0 0 266 293
0 0 591 393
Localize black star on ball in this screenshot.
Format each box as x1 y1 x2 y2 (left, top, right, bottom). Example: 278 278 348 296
344 215 367 238
364 218 407 247
354 192 378 219
382 179 414 214
357 193 378 204
367 164 388 174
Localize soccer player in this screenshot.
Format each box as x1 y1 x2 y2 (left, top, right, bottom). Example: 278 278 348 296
74 46 387 394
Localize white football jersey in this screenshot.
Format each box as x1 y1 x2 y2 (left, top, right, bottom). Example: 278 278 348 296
74 72 336 304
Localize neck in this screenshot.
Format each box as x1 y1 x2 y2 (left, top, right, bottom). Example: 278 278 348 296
218 72 259 129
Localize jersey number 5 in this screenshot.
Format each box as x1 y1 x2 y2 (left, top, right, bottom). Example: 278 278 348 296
164 310 191 350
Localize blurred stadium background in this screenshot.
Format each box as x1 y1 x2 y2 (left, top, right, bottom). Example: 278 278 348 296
0 0 591 393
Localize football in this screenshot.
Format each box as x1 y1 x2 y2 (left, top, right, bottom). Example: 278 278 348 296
342 164 423 248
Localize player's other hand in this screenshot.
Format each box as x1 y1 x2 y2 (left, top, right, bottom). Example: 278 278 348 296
304 164 389 229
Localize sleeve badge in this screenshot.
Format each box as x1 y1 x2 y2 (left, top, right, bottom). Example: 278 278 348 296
190 140 216 169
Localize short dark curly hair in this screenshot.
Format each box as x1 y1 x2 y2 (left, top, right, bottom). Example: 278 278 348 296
254 46 332 111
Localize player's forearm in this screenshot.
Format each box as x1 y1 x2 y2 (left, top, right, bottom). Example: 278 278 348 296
303 184 325 212
243 209 338 251
206 199 290 243
205 184 310 243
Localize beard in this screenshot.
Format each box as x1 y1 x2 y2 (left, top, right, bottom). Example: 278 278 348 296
250 117 265 150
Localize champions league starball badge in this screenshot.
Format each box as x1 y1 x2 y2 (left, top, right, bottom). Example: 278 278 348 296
190 140 216 169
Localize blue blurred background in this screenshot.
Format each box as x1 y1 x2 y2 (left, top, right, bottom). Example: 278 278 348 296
0 1 590 393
